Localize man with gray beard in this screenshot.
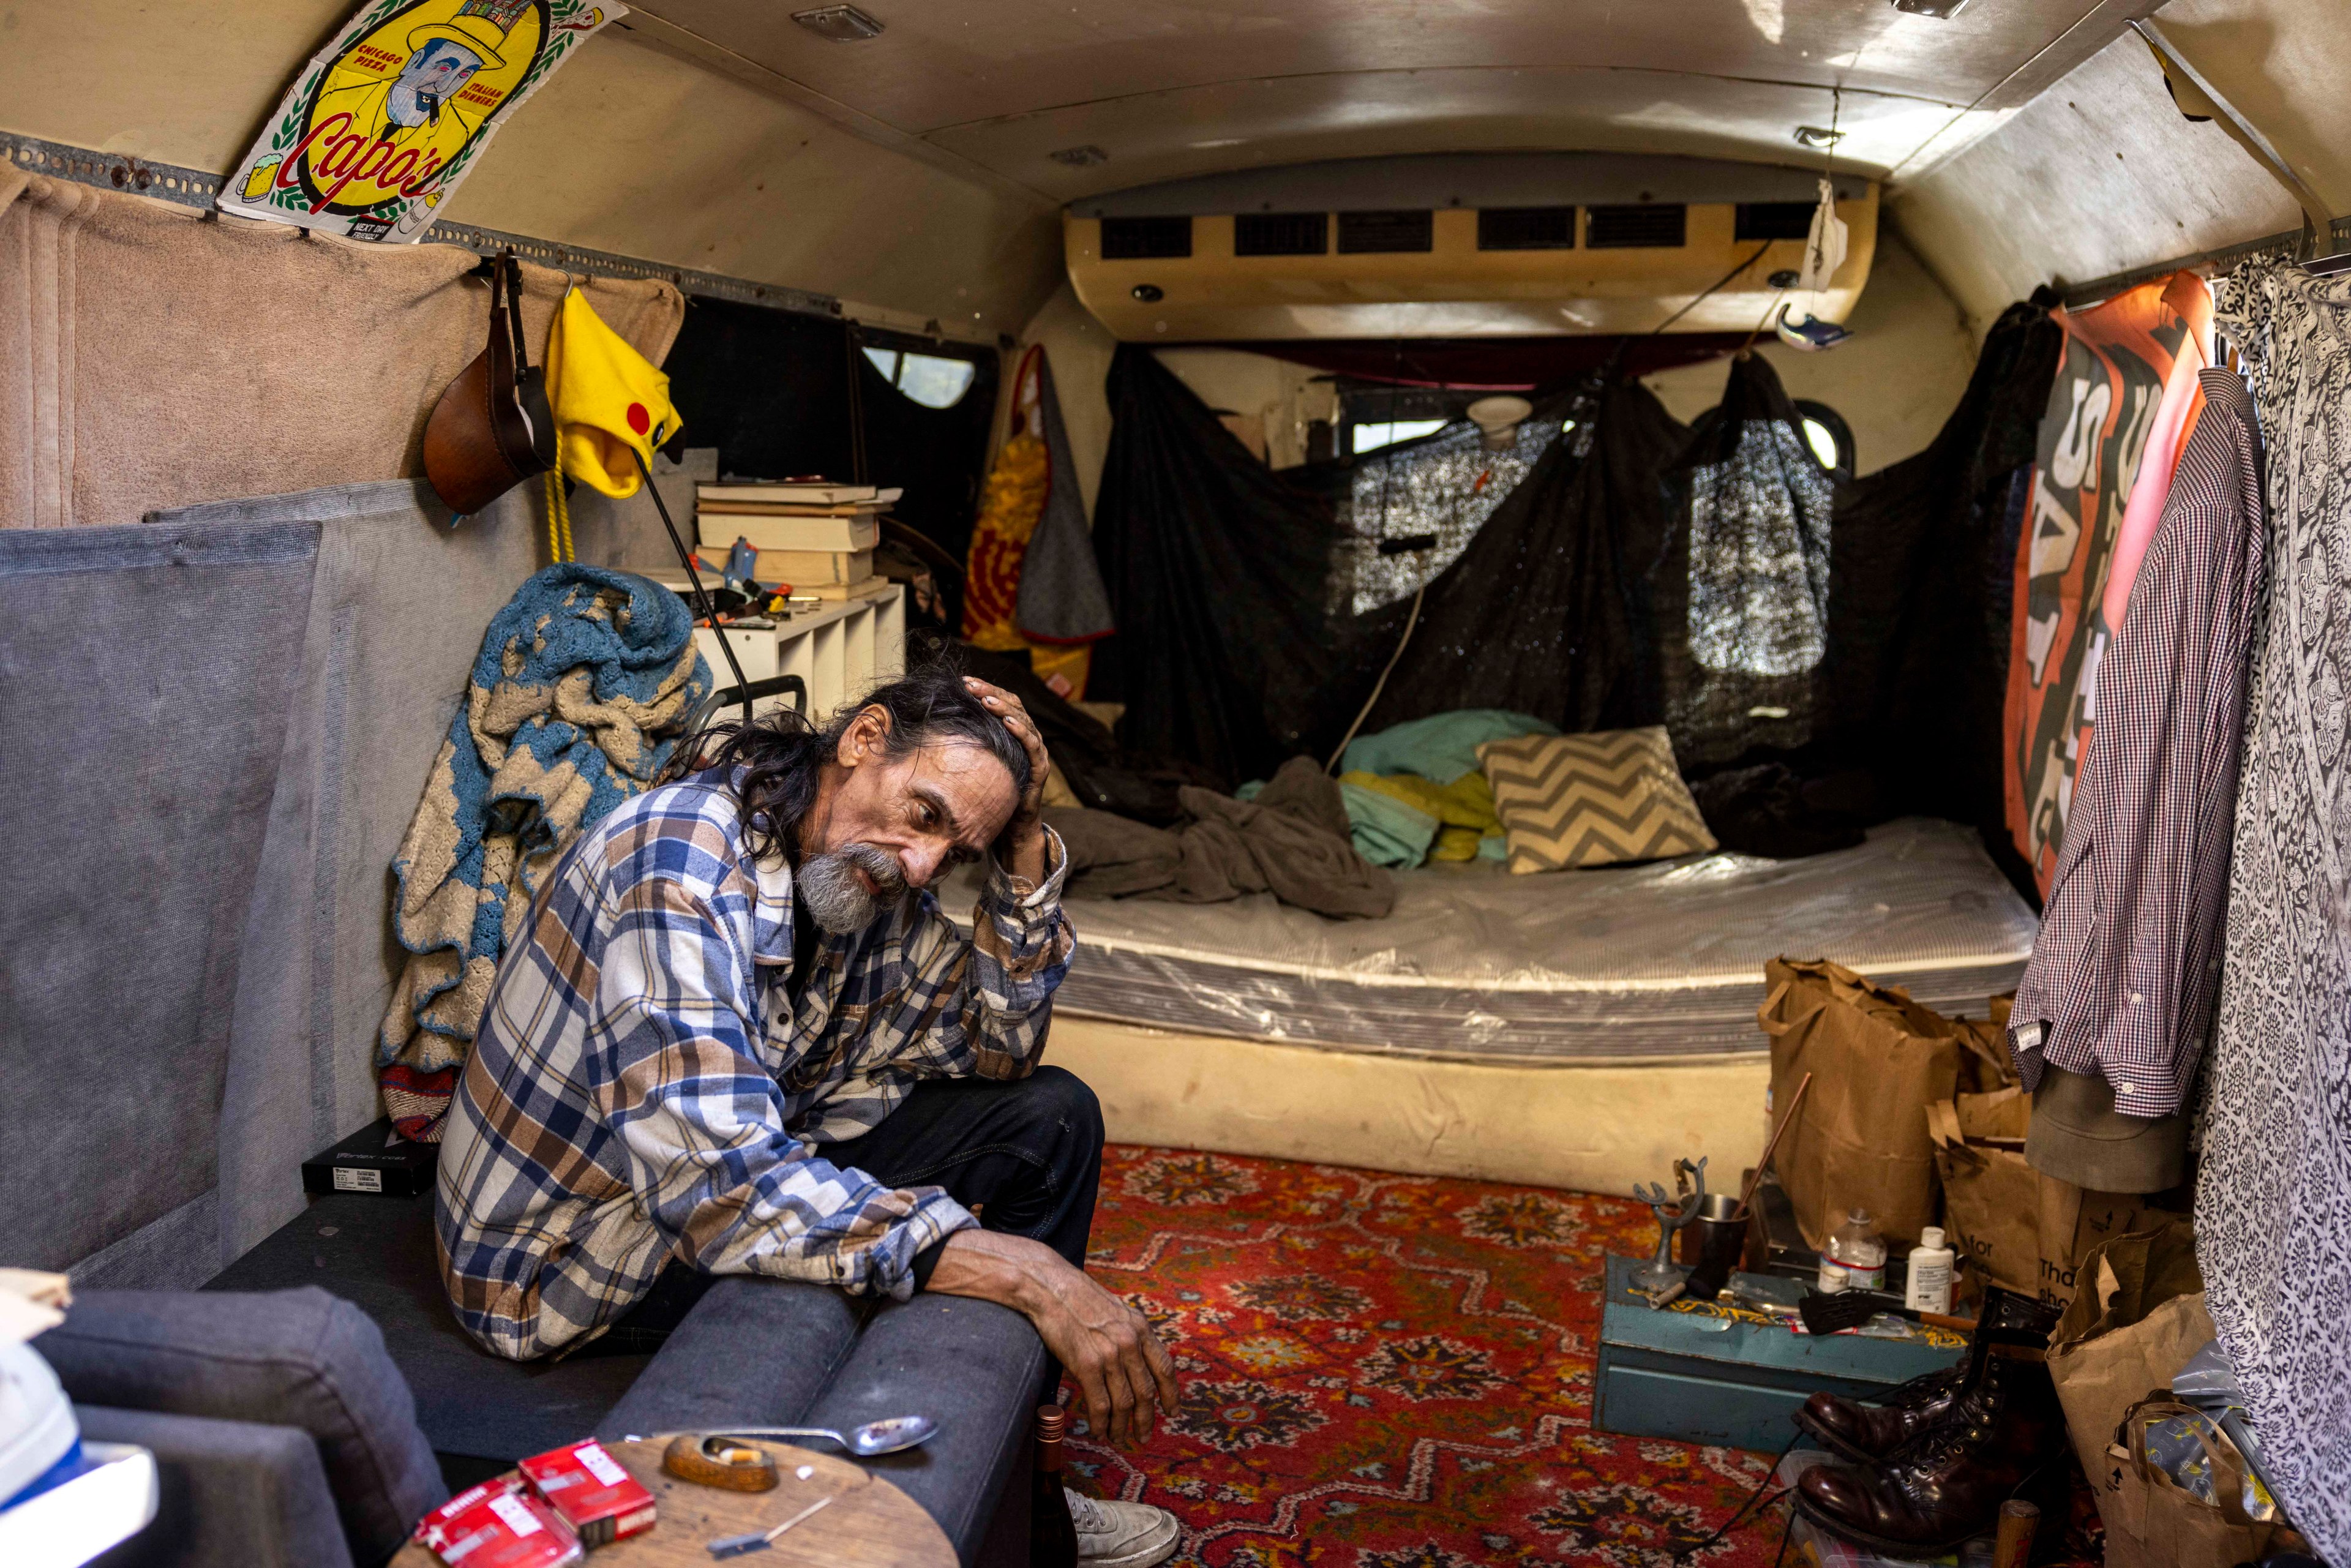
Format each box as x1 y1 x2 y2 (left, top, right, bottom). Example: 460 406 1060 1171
437 659 1180 1564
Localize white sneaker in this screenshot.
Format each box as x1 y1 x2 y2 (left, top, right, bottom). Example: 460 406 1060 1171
1067 1487 1180 1567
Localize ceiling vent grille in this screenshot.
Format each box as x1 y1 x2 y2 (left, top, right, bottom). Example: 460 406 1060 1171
1477 206 1578 251
1735 202 1817 241
1235 212 1330 257
1587 204 1687 249
1100 216 1193 259
1337 209 1434 254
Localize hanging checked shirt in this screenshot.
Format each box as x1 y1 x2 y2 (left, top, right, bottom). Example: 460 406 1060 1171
2008 370 2267 1118
436 771 1073 1360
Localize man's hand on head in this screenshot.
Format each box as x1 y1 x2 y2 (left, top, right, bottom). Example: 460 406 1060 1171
924 1229 1179 1446
962 677 1052 885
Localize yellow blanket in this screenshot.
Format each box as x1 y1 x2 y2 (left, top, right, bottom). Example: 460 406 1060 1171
1339 770 1505 861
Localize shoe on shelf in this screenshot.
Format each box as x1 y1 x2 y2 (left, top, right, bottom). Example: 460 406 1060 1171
1069 1488 1180 1568
1793 1287 2056 1463
1794 1289 2068 1557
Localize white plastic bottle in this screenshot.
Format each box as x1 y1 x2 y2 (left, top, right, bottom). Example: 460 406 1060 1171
1905 1226 1956 1315
1826 1209 1888 1292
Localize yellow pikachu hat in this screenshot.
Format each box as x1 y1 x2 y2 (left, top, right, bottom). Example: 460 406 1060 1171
543 289 682 497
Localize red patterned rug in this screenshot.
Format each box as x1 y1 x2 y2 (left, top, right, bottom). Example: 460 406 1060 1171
1063 1146 2093 1568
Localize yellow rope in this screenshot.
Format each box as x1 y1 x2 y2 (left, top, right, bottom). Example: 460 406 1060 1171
544 467 573 562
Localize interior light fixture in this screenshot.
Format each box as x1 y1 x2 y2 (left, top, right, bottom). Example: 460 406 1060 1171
792 5 884 42
1793 126 1847 150
1466 396 1534 451
1049 145 1110 167
1890 0 1971 15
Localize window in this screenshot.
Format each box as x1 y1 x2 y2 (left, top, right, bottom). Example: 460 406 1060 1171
1352 418 1447 454
861 347 978 410
1793 400 1856 476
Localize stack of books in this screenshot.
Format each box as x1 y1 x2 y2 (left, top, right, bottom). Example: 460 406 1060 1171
696 481 904 600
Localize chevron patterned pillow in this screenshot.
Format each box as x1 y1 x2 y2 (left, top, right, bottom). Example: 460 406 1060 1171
1477 727 1717 872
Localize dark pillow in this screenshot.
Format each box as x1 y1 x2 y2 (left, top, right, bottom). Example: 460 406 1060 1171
36 1288 445 1566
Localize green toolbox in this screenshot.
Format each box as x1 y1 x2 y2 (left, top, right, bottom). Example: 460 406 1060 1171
1592 1255 1967 1453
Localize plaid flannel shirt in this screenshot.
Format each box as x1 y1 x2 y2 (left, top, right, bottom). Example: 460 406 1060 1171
435 773 1074 1360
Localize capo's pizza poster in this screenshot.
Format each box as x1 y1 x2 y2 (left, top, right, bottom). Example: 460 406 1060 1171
218 0 625 242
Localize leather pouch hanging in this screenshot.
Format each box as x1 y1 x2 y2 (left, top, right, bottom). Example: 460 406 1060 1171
424 251 557 516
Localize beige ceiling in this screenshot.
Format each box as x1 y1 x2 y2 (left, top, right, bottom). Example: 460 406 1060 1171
631 0 2154 198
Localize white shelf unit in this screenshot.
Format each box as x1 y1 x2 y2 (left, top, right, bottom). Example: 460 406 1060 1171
667 581 907 724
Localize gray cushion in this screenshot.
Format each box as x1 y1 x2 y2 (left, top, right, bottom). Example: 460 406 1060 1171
79 1405 355 1568
206 1193 650 1465
800 1294 1052 1562
598 1280 1049 1563
596 1275 863 1440
37 1288 441 1566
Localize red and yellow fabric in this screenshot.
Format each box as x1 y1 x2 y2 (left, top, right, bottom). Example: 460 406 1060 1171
962 346 1090 696
2003 271 2210 894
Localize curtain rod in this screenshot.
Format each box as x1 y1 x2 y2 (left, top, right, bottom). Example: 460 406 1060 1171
0 130 968 340
2053 217 2351 311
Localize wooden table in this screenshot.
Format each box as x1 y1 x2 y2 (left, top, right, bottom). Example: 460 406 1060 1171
392 1439 956 1568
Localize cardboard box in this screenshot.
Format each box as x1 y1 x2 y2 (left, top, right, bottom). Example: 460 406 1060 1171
414 1480 582 1568
301 1116 438 1198
519 1439 657 1547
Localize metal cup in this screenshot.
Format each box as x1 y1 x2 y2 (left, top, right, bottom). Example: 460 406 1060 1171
1679 1195 1748 1301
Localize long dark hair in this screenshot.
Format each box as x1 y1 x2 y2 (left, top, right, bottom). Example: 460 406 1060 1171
668 650 1033 865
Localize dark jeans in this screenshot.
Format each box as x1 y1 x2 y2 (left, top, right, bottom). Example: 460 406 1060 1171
587 1065 1104 1356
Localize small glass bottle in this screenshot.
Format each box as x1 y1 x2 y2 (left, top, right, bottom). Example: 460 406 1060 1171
1030 1405 1079 1568
1826 1209 1888 1292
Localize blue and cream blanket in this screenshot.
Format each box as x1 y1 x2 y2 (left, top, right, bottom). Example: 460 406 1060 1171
380 565 710 1139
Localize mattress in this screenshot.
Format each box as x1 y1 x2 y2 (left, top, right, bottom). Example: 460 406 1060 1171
1030 817 2038 1063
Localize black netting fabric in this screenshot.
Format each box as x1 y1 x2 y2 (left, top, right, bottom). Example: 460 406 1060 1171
1334 418 1561 615
1823 299 2062 833
1656 353 1836 768
1349 375 1688 738
1088 318 2060 821
1088 347 1363 785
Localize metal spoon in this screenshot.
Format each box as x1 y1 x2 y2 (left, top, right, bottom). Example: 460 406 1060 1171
708 1416 938 1457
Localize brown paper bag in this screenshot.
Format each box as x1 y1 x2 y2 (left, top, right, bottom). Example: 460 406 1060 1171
1760 959 2007 1247
2047 1220 2216 1528
1927 1092 2184 1307
2102 1394 2302 1568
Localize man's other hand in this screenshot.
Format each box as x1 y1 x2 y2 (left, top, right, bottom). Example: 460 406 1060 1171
925 1229 1179 1446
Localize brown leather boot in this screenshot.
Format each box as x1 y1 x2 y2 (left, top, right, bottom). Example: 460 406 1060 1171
1794 1294 2066 1556
1792 1288 2054 1463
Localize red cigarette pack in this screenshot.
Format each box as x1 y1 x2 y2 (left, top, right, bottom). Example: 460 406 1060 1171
518 1438 659 1547
415 1484 583 1568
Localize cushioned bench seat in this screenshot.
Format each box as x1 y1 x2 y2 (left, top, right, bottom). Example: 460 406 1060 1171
206 1190 1048 1564
205 1191 649 1466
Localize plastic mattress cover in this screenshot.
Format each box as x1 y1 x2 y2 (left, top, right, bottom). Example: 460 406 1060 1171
965 816 2038 1063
